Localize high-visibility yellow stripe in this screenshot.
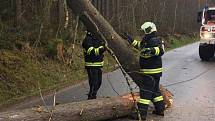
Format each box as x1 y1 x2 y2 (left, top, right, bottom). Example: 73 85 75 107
141 68 163 72
153 96 164 102
94 46 104 56
140 68 163 74
98 46 104 49
85 62 104 65
87 47 94 55
85 62 104 66
94 48 99 55
132 40 139 46
154 47 160 55
143 71 162 74
137 41 141 48
138 99 151 105
140 55 151 58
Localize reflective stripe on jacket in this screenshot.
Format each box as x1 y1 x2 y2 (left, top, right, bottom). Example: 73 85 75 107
85 61 104 67
82 34 105 68
130 34 164 76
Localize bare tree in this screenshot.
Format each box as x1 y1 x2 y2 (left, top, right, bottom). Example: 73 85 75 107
15 0 22 27
172 1 178 33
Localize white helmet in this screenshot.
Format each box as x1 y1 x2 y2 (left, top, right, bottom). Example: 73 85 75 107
140 22 157 34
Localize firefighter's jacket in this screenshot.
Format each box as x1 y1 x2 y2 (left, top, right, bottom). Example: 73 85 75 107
131 34 164 76
82 34 106 68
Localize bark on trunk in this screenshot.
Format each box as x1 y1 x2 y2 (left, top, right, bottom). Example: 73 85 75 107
66 0 139 76
0 97 133 121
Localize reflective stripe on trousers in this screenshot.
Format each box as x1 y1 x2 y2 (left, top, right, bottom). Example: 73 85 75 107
138 98 151 105
140 68 163 74
153 96 164 102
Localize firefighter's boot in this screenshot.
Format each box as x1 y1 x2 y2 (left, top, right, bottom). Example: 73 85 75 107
130 103 148 120
153 101 165 116
87 92 97 100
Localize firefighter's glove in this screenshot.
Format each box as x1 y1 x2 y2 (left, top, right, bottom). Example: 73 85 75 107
122 33 133 43
141 48 154 57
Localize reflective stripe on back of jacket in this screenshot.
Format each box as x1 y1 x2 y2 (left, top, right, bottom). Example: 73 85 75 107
82 34 105 68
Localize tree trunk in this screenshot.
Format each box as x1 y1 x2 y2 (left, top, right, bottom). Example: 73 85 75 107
66 0 139 74
15 0 22 27
66 0 173 107
0 97 133 121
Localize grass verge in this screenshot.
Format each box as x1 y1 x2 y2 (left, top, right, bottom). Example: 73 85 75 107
164 35 198 51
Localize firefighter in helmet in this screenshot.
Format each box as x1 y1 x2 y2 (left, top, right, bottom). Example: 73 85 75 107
123 22 165 120
82 31 106 100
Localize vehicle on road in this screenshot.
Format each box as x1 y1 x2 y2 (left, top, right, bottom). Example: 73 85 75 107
198 7 215 60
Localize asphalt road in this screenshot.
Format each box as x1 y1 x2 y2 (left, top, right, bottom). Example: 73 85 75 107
3 42 215 121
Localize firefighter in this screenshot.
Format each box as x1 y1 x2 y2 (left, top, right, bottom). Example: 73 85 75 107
123 22 165 120
82 31 106 100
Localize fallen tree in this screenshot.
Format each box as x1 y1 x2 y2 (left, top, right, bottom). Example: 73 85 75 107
0 97 133 121
66 0 138 72
0 93 172 121
0 93 173 121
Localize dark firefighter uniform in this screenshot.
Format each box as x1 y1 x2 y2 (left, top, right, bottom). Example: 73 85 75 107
82 32 106 100
124 23 165 120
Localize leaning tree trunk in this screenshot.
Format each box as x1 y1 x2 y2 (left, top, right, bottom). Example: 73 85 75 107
66 0 140 79
66 0 173 107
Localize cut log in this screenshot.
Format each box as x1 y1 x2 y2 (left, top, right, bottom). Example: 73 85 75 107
160 85 174 108
0 97 133 121
0 93 172 121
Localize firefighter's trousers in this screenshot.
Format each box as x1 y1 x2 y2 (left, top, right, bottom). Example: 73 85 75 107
86 68 102 99
134 74 165 116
